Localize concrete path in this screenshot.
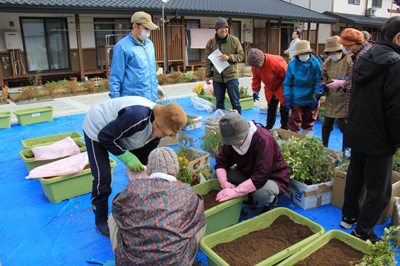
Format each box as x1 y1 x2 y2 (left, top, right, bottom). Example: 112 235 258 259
0 77 268 124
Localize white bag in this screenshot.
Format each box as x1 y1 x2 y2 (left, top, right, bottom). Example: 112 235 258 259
191 95 216 113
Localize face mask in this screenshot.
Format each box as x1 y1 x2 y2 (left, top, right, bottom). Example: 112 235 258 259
342 46 352 55
138 29 150 41
298 54 310 62
330 54 341 62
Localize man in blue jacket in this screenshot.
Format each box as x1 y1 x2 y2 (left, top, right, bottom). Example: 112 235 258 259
83 96 187 237
109 11 159 101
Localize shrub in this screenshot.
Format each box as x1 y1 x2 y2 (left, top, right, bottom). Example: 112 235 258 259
64 81 79 95
42 82 61 98
169 72 183 84
157 74 169 85
99 79 110 92
83 80 97 93
20 86 39 100
193 69 205 81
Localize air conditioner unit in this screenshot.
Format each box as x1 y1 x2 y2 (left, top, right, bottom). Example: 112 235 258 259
366 7 377 18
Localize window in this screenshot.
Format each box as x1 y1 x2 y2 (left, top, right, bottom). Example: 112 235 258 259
94 18 131 68
231 21 241 41
20 17 70 73
348 0 360 5
185 19 201 62
372 0 382 8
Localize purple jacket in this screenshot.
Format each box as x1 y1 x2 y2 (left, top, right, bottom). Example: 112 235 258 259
215 126 289 195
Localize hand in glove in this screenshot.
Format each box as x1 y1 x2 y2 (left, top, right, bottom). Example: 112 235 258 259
285 98 291 110
311 94 320 111
216 168 235 189
252 92 259 102
326 79 345 91
318 85 326 96
216 179 256 202
116 151 144 172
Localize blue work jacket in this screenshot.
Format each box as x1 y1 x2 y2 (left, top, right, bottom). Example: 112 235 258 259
109 34 158 102
283 55 322 107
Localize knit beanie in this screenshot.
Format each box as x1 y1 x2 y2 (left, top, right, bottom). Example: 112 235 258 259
215 17 229 31
247 48 265 68
219 113 249 145
146 147 179 176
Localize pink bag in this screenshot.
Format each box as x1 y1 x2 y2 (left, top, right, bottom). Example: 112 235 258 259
126 165 148 181
30 137 80 161
204 83 214 93
26 152 88 179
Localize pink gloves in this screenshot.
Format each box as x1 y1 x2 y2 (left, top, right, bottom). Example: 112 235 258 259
216 179 257 202
216 168 235 189
326 79 345 90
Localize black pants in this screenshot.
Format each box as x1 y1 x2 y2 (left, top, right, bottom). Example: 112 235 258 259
267 96 289 130
342 149 393 238
322 117 347 134
84 132 112 203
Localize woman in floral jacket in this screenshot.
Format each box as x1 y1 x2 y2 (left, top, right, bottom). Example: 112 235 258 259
108 147 206 266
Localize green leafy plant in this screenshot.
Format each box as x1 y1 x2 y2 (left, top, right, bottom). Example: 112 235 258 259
280 137 339 185
394 151 400 173
239 86 252 99
351 226 399 266
201 125 224 158
185 115 194 126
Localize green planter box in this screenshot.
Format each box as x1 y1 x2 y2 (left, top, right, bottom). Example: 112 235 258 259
14 106 54 126
0 111 11 129
199 207 325 266
21 131 84 149
19 140 87 172
318 107 325 123
277 230 369 265
36 158 117 203
198 94 254 111
193 179 246 236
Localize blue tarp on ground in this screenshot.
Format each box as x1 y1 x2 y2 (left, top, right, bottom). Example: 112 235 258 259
0 97 397 265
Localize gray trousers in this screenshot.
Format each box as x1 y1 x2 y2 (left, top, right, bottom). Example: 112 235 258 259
212 167 279 208
108 214 206 266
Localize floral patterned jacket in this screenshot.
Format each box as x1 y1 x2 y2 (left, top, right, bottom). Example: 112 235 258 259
112 177 206 265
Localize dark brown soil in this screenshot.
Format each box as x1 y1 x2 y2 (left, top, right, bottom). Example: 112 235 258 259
294 238 365 265
202 189 221 210
212 215 314 266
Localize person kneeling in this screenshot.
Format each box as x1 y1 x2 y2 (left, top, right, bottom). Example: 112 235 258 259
108 147 207 265
213 113 290 212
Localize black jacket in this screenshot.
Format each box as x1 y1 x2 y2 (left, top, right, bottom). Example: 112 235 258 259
346 39 400 155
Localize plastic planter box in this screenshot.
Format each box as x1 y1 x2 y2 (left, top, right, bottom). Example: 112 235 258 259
198 94 254 111
19 140 87 172
13 106 54 126
0 111 11 129
37 158 117 203
277 230 369 265
21 131 84 149
193 179 246 236
200 207 324 266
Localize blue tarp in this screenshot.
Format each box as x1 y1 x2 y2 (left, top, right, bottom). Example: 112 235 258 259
0 97 397 265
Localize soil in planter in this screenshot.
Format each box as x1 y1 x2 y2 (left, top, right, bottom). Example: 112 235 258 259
212 215 314 266
294 238 365 266
202 189 221 210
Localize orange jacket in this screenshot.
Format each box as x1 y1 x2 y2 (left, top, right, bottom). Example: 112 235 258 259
251 53 287 105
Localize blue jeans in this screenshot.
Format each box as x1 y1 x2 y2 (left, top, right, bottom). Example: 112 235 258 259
213 78 241 114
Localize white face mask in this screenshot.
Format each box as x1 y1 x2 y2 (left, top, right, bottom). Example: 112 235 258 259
330 54 341 62
298 54 310 62
138 29 151 41
342 46 352 55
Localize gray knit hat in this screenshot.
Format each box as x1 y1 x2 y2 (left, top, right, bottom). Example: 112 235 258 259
247 48 265 68
146 147 179 175
219 113 249 145
215 17 229 31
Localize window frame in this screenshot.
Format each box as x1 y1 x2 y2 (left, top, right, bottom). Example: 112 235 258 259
372 0 382 8
348 0 361 5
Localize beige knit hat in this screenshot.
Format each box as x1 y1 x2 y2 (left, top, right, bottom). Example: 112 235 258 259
247 48 265 68
293 40 315 56
324 36 343 53
146 147 179 175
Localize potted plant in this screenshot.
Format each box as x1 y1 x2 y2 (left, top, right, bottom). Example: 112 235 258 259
200 126 223 158
280 136 340 210
70 77 78 83
183 114 202 131
196 86 255 111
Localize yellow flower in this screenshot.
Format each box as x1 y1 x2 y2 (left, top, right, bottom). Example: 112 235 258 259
183 166 186 169
185 159 189 164
179 157 183 161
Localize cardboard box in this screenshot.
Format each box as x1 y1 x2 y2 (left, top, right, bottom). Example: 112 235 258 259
158 136 179 146
284 179 333 210
270 128 307 145
392 197 400 247
183 115 202 131
331 164 400 225
260 106 268 114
